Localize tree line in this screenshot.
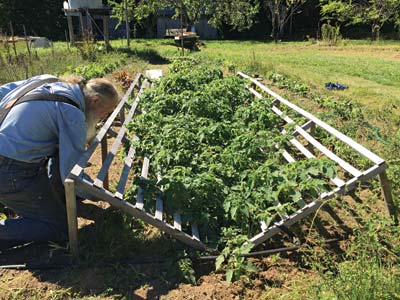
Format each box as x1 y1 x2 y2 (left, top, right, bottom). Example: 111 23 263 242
0 0 399 41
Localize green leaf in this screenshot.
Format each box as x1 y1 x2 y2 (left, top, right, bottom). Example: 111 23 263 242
225 268 234 285
245 261 258 273
215 254 225 270
239 242 254 254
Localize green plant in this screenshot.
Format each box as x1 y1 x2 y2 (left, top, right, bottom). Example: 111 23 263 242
127 58 337 281
216 228 258 284
321 22 342 45
76 40 99 61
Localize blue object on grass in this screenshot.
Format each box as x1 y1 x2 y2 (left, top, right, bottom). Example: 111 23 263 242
325 82 348 90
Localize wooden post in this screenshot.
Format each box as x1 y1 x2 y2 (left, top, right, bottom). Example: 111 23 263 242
102 15 110 50
79 13 85 41
51 40 55 58
65 178 79 256
9 22 17 59
67 14 75 45
4 32 11 62
86 8 93 41
21 56 28 79
101 136 109 189
22 25 31 60
379 171 398 224
65 30 71 52
124 0 130 47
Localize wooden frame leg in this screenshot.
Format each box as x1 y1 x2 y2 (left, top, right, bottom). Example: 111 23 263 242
65 178 79 256
379 171 398 224
101 136 109 190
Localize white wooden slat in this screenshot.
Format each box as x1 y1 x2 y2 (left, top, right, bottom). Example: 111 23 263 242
282 149 296 163
260 221 268 232
70 74 142 178
249 165 387 246
107 128 130 144
155 196 163 220
288 137 346 187
239 72 384 165
174 212 182 231
94 85 144 188
191 224 200 241
136 156 150 210
248 87 262 99
114 144 136 199
278 147 309 209
270 105 362 178
155 174 163 220
71 175 208 250
252 87 347 187
298 120 315 132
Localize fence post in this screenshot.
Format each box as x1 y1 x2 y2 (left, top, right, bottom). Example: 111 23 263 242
65 178 79 256
9 22 17 59
22 25 31 60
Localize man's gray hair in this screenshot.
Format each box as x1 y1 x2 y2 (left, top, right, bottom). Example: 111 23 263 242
60 75 118 104
83 78 119 104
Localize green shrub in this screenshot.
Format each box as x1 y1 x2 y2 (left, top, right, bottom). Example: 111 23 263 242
321 22 341 46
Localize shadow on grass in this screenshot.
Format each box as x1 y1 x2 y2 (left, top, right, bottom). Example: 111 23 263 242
116 47 171 65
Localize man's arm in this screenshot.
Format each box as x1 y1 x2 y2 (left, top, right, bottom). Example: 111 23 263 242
57 104 104 200
57 104 87 182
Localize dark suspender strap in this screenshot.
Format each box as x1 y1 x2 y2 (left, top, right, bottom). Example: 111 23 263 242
0 93 81 126
16 93 80 109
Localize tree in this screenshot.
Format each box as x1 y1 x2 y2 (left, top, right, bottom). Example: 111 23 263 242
0 0 12 31
0 0 65 40
320 0 353 26
206 0 259 32
262 0 306 42
109 0 259 36
320 0 400 40
353 0 399 40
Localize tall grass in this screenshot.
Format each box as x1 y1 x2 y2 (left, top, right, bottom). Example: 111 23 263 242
312 215 400 300
0 42 86 83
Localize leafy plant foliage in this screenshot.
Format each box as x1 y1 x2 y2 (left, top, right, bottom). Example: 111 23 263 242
127 58 336 279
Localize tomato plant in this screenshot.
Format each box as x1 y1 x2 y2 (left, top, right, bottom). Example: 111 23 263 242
127 58 337 280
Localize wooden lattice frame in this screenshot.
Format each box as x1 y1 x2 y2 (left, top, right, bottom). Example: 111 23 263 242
237 72 397 246
65 74 207 256
64 72 397 256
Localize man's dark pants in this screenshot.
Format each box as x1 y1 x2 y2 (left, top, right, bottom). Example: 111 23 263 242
0 155 67 250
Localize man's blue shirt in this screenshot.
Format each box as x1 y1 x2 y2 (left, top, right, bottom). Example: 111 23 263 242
0 75 87 183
